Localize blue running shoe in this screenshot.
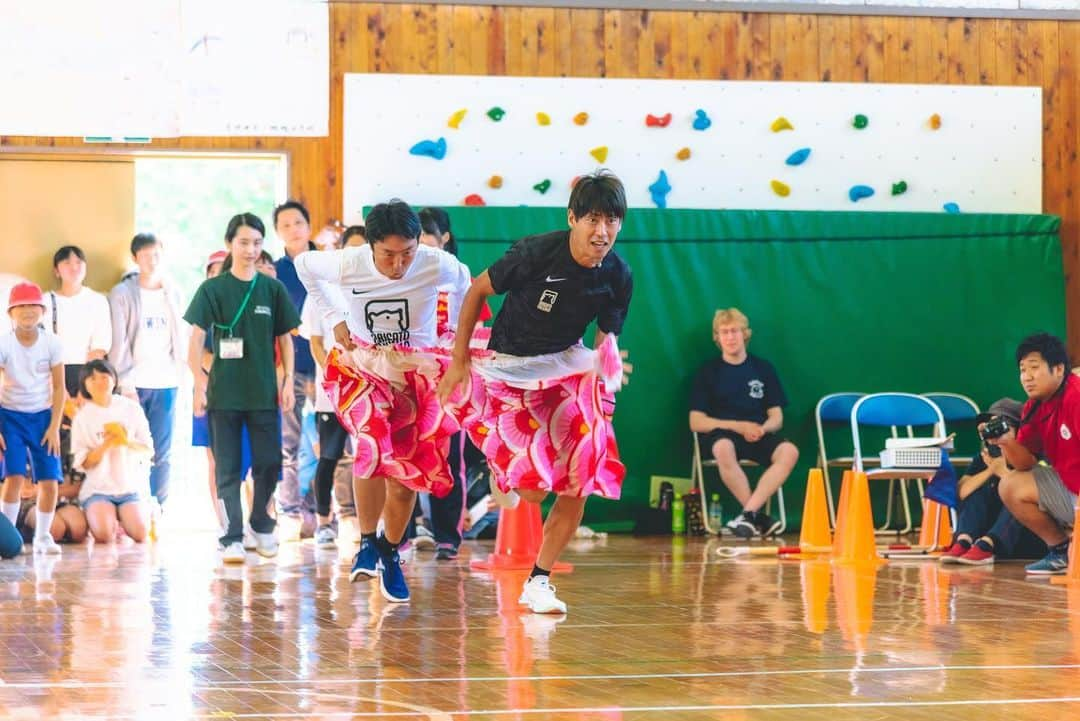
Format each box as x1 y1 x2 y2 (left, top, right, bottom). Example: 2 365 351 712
349 538 379 583
378 549 410 603
1025 546 1069 575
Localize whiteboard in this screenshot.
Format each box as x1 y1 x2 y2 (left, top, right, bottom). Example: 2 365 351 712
343 74 1042 218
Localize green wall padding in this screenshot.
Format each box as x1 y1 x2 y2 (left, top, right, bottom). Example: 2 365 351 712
440 208 1064 532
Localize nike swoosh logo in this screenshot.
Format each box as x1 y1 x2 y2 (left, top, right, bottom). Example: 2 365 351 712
351 289 370 295
545 275 566 282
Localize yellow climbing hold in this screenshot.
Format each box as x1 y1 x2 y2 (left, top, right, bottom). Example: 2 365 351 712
536 112 551 126
447 108 467 129
590 146 608 163
770 116 794 132
488 175 503 189
771 180 791 197
676 147 691 161
573 111 589 126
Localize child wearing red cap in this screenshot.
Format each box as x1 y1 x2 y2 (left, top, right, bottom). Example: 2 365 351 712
0 282 66 555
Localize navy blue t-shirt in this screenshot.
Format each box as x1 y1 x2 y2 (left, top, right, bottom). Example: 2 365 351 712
689 354 788 424
275 253 315 375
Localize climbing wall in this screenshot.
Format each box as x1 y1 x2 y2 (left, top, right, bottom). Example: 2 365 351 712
342 74 1041 218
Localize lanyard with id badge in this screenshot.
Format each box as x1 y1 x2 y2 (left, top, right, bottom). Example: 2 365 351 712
215 274 257 359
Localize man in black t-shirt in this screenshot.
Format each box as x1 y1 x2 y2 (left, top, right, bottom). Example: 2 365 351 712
689 308 799 539
440 171 632 615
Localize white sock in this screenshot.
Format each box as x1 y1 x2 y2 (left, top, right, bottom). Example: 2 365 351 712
34 510 55 542
1 501 20 525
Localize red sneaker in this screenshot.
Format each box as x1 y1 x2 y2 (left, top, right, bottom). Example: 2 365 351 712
957 544 995 565
940 542 970 564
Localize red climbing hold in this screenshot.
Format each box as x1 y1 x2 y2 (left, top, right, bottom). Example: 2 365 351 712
463 194 486 206
645 113 673 128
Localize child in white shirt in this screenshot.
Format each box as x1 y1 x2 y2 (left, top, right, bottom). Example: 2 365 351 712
71 359 153 544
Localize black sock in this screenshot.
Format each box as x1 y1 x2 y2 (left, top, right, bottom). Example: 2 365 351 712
375 535 399 557
973 538 994 552
530 565 550 580
1051 539 1070 554
955 537 973 550
361 532 377 545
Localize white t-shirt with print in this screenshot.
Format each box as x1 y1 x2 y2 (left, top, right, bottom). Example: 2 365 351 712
299 295 342 414
43 287 113 365
131 288 176 389
0 331 63 413
71 395 154 499
295 244 472 350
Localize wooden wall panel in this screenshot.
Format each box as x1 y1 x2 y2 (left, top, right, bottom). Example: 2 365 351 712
2 2 1079 354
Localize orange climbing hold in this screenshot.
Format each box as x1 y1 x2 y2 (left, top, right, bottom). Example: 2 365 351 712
929 113 942 130
676 147 691 161
487 175 503 189
573 112 589 126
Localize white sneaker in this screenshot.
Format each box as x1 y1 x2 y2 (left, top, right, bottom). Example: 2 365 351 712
314 525 337 550
491 482 521 510
518 575 567 614
242 526 257 551
413 525 436 550
253 531 279 558
33 536 62 555
220 542 246 564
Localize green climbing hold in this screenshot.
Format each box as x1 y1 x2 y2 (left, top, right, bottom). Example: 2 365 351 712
533 179 552 194
487 106 506 122
891 180 908 196
853 114 869 129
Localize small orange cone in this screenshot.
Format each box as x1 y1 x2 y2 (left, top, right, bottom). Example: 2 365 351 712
800 469 833 549
471 500 573 572
917 498 953 551
1051 505 1080 586
831 470 854 557
833 472 882 565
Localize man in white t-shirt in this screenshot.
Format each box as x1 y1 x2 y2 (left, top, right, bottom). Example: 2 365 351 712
108 233 187 509
44 246 112 398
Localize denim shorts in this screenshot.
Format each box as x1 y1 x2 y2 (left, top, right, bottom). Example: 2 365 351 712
83 493 141 509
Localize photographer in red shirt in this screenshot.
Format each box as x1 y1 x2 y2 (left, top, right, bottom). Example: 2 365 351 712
991 333 1078 575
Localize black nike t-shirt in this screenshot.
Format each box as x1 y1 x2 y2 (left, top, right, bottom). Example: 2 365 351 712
689 354 788 424
486 230 633 356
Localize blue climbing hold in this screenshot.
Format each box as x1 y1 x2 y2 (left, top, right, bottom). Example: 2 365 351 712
649 170 672 209
943 202 961 214
692 109 712 131
786 148 811 166
848 185 875 203
409 137 447 160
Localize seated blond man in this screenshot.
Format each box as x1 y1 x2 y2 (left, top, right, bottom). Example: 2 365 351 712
688 308 799 538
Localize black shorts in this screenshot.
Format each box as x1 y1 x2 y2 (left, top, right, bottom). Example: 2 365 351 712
317 412 348 461
702 430 788 466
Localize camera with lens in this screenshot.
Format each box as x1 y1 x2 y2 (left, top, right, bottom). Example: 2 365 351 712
979 415 1012 458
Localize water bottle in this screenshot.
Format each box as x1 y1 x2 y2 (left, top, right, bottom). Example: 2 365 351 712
709 493 723 530
671 495 686 534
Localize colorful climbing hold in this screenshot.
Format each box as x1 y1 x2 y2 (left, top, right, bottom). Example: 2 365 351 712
463 194 486 207
533 179 552 195
693 109 712 131
676 147 691 161
891 180 908 196
590 146 608 163
488 175 503 189
770 180 791 198
648 171 672 209
943 202 961 214
929 113 942 130
646 113 673 128
849 185 875 202
486 106 506 122
536 112 551 126
852 114 869 130
573 112 589 126
785 148 811 166
447 108 467 129
771 116 794 132
408 137 447 160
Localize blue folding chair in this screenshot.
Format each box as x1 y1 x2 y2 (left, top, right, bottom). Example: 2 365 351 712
814 392 866 528
850 393 946 534
922 392 980 468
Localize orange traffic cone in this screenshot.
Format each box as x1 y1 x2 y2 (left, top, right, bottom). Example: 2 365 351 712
917 498 953 551
831 470 854 557
1051 505 1080 586
833 472 883 565
800 560 831 634
800 469 833 549
833 562 879 651
471 500 573 572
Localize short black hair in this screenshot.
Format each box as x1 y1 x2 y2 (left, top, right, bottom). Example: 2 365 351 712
225 213 266 242
1016 332 1069 370
365 200 421 243
568 169 627 221
79 358 119 399
341 224 366 245
53 245 85 268
419 207 458 256
130 233 159 257
274 200 310 227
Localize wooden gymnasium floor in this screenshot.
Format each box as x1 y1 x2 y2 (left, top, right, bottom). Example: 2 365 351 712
1 533 1079 719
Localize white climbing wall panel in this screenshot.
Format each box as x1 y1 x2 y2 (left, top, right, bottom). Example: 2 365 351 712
343 74 1042 219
